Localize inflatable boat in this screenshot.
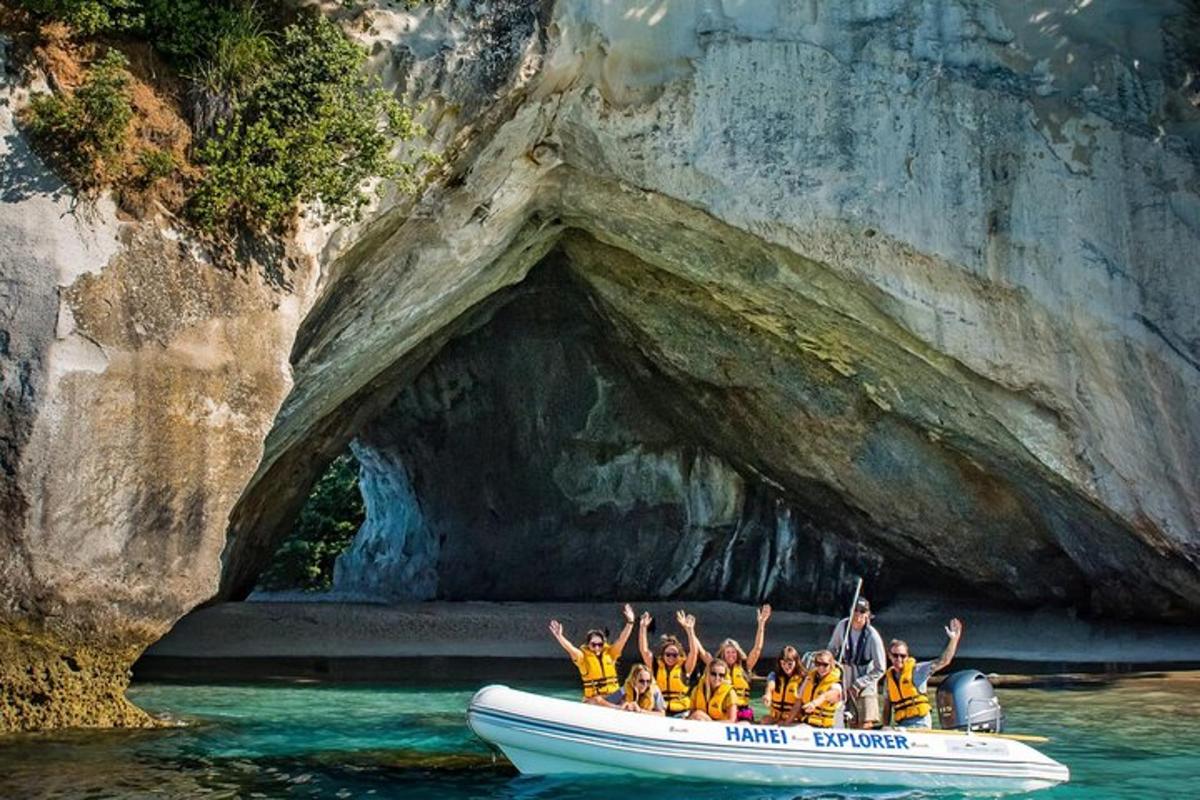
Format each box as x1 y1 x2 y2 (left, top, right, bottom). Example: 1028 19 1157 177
467 685 1069 793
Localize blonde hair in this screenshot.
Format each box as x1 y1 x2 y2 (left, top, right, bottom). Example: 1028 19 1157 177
717 638 747 665
623 664 656 710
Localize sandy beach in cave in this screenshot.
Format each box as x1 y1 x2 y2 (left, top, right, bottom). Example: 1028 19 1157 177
146 594 1200 667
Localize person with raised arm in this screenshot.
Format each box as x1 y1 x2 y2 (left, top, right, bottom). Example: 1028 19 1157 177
548 603 636 703
638 609 700 717
696 603 771 722
882 618 965 728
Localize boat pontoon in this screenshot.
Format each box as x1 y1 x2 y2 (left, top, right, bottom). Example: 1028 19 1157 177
467 685 1069 793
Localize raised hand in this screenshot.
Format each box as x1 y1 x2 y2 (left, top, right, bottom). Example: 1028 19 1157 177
640 611 652 628
757 603 772 625
945 618 963 639
549 620 563 637
623 603 636 625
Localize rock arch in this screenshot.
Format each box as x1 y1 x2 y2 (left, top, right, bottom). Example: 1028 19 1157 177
4 0 1199 730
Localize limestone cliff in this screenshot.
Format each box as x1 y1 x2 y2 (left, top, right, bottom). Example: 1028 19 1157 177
3 0 1199 730
0 34 319 729
241 0 1200 617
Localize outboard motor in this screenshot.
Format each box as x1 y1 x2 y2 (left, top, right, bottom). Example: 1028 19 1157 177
936 670 1005 733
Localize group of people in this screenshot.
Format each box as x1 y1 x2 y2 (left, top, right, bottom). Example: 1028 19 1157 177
548 597 963 730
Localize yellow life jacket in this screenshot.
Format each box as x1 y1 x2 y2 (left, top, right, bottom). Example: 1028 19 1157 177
799 664 842 727
690 679 735 720
577 649 619 698
627 683 656 710
655 659 691 713
886 657 931 722
729 663 751 706
769 671 803 717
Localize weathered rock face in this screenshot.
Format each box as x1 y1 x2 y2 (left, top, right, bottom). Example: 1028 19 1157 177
332 263 884 610
232 0 1200 619
4 0 1200 729
0 36 316 729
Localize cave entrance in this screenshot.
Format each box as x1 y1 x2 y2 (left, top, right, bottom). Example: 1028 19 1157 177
250 252 883 613
227 210 1109 618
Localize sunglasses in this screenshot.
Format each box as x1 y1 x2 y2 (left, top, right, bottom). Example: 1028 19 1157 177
588 641 604 648
636 678 652 685
815 660 834 668
889 652 908 659
663 650 680 658
710 670 728 678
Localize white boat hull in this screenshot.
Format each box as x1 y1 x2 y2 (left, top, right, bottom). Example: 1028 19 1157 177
467 685 1069 792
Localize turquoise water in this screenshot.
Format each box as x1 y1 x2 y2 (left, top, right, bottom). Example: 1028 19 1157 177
2 675 1198 799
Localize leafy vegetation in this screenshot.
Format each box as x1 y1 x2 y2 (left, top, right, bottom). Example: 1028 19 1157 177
190 13 423 232
19 0 145 35
142 0 250 63
16 1 429 235
257 453 366 592
135 145 175 184
25 48 133 189
192 3 274 101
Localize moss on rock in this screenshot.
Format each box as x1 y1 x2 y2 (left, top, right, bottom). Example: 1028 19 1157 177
0 624 158 732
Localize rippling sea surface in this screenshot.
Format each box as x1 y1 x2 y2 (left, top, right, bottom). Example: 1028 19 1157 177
2 673 1198 799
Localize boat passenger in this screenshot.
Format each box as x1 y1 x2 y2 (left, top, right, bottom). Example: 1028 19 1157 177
882 618 964 729
595 664 666 715
827 596 885 729
783 649 843 727
638 610 700 717
761 645 803 724
696 603 771 722
548 604 636 703
687 660 738 722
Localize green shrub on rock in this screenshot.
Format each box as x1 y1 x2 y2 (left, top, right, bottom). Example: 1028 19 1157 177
19 0 144 35
190 12 424 232
18 2 428 235
20 0 251 55
26 48 133 189
135 146 175 184
142 0 240 63
194 3 275 100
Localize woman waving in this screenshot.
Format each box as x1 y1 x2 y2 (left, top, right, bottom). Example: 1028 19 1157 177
548 604 636 702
